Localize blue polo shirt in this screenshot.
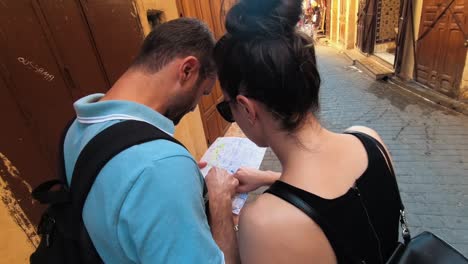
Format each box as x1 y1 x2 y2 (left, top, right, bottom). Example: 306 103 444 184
63 94 224 263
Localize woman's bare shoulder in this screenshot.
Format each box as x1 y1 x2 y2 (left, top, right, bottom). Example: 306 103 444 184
238 194 336 264
345 126 384 143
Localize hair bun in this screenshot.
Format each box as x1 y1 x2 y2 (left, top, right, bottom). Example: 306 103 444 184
225 0 302 38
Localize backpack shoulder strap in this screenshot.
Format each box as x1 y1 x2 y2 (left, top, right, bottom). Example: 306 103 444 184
69 120 185 213
68 120 188 260
266 181 360 263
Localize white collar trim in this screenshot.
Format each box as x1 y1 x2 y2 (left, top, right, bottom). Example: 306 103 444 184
76 114 174 136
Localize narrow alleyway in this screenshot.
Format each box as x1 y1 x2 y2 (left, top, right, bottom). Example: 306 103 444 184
258 45 468 255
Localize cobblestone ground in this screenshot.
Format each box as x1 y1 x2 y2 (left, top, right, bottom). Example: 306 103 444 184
256 45 468 255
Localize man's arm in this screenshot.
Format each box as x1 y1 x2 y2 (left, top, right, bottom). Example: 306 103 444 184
205 167 240 264
118 156 225 263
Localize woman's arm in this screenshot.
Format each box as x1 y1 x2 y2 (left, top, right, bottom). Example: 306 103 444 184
233 168 281 193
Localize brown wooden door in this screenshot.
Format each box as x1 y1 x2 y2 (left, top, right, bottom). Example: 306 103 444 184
0 0 145 224
177 0 234 145
37 0 111 98
416 0 467 98
0 0 78 224
78 0 144 85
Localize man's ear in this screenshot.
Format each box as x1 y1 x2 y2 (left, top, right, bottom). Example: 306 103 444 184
236 95 257 125
179 56 200 83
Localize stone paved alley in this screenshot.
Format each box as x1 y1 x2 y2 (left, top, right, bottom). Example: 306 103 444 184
256 45 468 256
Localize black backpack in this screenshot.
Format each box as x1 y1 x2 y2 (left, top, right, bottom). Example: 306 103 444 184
30 120 190 263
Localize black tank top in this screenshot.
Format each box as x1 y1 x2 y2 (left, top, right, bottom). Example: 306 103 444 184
265 132 401 263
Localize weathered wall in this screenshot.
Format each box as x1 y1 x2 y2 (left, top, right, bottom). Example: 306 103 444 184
330 0 338 43
345 0 357 49
461 52 468 100
0 165 35 263
328 0 356 50
0 197 34 263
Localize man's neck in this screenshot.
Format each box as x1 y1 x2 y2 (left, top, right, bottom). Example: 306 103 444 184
100 69 170 114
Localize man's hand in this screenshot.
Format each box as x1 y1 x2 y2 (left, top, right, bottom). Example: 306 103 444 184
205 167 238 200
204 167 240 264
233 168 281 193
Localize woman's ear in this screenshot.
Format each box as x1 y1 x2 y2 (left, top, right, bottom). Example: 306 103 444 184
236 95 257 125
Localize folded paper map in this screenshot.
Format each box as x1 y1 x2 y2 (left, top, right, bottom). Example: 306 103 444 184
199 137 267 214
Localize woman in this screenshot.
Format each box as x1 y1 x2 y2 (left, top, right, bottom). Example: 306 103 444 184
214 0 401 263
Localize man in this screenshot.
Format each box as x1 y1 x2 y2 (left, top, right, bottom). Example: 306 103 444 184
64 18 239 263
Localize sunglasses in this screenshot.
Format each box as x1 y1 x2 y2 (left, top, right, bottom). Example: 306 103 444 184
216 100 235 123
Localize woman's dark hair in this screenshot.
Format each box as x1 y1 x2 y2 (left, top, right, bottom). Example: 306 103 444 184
214 0 321 131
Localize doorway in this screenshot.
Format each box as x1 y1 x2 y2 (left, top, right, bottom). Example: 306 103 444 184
373 0 400 65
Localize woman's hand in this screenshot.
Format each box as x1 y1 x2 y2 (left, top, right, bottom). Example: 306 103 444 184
198 161 208 169
233 168 281 193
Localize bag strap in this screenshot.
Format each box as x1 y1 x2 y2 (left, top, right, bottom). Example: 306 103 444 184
345 131 411 242
265 182 361 263
69 120 190 222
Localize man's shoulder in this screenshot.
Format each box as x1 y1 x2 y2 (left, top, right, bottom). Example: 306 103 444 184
64 120 197 185
129 138 194 164
68 119 194 163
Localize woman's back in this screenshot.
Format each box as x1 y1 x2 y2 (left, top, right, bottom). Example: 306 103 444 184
238 130 400 264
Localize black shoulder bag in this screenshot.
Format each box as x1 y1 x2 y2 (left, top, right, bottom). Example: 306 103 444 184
369 136 468 264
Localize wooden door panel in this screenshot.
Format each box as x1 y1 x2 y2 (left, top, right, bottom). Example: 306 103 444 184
0 73 51 224
0 0 78 223
37 0 110 99
0 0 76 169
416 0 467 98
188 0 215 29
209 0 224 38
178 0 199 17
79 0 144 85
205 111 222 145
201 91 217 113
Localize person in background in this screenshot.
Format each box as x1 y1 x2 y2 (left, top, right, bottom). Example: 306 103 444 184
214 0 401 263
